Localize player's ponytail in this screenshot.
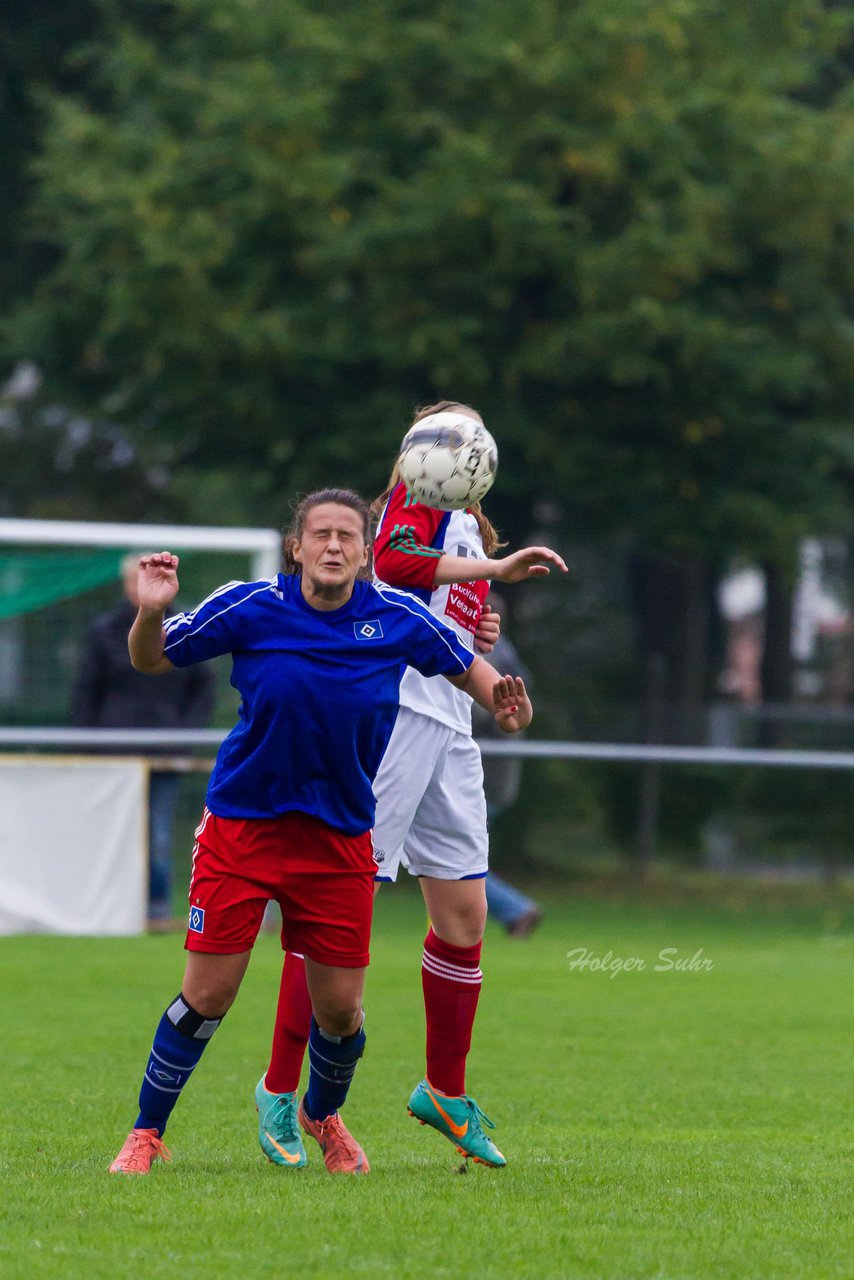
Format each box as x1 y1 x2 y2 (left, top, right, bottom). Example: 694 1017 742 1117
283 488 372 576
372 401 505 556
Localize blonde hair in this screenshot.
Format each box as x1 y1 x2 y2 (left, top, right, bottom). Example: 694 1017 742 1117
372 401 504 555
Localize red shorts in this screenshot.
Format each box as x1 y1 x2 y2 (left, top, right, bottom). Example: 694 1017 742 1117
185 808 377 967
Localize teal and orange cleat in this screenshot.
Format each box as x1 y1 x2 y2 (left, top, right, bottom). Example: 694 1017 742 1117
297 1099 370 1174
109 1127 171 1175
255 1077 307 1168
407 1079 506 1167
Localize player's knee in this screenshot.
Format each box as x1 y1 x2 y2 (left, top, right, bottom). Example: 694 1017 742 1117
182 977 240 1019
432 898 486 947
434 912 485 949
314 999 362 1039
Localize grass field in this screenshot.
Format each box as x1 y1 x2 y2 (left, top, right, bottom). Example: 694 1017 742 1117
1 882 852 1279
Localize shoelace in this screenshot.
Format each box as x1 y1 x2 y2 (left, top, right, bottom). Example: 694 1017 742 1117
124 1131 172 1172
464 1098 496 1134
315 1114 360 1157
268 1094 300 1142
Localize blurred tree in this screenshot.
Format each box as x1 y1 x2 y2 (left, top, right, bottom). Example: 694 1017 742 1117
0 362 175 522
0 3 100 308
4 0 854 702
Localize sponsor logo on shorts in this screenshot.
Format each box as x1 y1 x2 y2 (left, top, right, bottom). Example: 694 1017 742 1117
189 906 206 934
373 848 385 863
355 619 383 640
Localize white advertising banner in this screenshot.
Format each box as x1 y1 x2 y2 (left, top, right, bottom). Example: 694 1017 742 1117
0 755 147 935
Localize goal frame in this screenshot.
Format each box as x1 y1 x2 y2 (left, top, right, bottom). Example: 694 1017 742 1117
0 516 282 580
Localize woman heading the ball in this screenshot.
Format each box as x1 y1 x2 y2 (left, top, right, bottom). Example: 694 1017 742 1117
258 405 567 1170
109 487 532 1176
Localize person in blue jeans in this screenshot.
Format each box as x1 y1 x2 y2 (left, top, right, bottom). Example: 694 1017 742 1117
485 869 543 938
472 623 544 938
72 553 214 925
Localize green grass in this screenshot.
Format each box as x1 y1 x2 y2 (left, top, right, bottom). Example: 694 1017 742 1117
1 885 852 1279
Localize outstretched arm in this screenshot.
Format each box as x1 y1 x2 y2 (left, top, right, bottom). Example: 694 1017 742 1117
432 545 568 588
372 483 567 592
446 655 532 733
128 552 180 674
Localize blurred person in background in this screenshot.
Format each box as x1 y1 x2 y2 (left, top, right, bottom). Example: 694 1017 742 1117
471 597 544 939
72 552 214 928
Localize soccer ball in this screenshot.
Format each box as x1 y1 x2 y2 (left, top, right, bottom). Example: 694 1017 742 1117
397 411 498 510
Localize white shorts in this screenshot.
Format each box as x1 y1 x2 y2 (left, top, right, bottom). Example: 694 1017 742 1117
371 706 488 882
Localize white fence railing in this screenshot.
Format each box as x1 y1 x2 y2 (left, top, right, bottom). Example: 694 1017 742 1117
2 728 854 771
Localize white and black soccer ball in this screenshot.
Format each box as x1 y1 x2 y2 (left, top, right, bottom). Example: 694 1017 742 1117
397 411 498 511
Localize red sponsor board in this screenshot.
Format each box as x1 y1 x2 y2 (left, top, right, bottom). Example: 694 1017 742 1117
445 580 488 633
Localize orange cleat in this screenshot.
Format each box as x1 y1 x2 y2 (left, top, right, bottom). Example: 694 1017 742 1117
109 1127 172 1175
297 1100 369 1174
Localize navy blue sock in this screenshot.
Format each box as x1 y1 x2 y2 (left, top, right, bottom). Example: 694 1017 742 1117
134 994 223 1136
303 1016 366 1121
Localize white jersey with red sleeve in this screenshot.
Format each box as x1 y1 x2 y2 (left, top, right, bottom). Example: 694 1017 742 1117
373 482 490 735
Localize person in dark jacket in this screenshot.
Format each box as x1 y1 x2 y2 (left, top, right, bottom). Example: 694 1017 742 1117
471 615 544 938
72 554 214 924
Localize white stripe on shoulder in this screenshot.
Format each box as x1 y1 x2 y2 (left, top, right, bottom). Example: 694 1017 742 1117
163 580 278 651
370 583 471 672
163 580 246 634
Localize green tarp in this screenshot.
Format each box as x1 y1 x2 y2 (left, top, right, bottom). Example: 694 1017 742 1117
0 551 124 619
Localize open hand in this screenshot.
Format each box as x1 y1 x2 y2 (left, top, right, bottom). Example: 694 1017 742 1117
492 546 568 583
137 551 180 612
493 674 532 733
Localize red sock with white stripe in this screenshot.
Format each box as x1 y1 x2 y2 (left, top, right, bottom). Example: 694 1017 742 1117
421 927 483 1097
266 952 312 1095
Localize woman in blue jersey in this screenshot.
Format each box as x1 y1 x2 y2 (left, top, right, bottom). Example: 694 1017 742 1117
109 487 532 1177
262 413 567 1171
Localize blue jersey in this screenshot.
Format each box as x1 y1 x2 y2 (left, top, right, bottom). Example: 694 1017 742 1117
162 574 473 832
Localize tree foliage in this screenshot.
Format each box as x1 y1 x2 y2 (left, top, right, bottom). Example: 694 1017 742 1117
0 362 175 523
0 3 99 307
2 1 853 860
6 0 852 551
